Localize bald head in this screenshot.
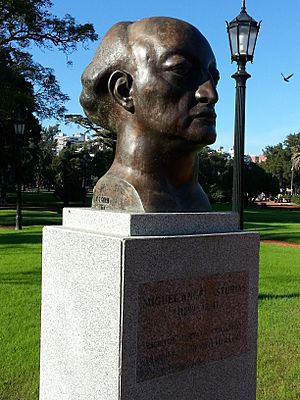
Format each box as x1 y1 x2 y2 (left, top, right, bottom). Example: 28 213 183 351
128 17 207 49
80 17 217 137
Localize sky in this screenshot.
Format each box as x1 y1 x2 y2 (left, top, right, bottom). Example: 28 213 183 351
31 0 300 155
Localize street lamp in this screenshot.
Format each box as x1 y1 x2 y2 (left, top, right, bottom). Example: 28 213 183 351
226 0 261 229
13 111 26 230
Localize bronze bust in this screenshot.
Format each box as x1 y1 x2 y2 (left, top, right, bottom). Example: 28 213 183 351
80 17 219 212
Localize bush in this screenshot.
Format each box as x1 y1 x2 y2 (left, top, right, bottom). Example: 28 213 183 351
291 195 300 204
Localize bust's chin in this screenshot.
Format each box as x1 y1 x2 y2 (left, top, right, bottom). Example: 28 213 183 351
182 128 217 147
202 130 217 145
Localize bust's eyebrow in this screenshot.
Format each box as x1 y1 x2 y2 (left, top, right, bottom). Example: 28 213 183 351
209 63 220 83
160 48 218 73
160 49 198 65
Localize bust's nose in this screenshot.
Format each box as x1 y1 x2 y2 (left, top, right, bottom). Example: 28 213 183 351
195 79 218 105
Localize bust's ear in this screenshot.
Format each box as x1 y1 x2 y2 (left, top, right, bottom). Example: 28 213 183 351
108 70 134 112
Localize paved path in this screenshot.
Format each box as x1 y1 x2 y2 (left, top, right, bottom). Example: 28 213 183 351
256 201 300 210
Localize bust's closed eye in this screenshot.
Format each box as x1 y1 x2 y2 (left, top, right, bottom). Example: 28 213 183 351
167 61 193 77
209 65 220 86
162 55 193 77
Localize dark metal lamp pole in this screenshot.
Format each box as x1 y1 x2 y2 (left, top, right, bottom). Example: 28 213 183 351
226 0 260 229
13 112 26 230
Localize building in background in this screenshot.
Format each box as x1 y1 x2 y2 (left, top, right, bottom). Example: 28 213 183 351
54 132 89 155
250 154 267 164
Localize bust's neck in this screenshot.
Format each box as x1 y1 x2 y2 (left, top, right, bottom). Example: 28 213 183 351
110 125 201 190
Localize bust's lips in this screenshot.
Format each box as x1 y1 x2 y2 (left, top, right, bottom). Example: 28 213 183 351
190 108 217 123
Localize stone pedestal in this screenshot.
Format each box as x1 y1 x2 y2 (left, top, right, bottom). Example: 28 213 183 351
39 208 259 400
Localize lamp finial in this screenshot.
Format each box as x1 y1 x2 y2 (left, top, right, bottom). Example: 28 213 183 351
241 0 246 12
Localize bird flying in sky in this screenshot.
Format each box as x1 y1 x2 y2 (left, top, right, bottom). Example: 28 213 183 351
281 73 294 82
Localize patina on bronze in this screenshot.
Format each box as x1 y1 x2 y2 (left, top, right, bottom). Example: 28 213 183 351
80 17 219 212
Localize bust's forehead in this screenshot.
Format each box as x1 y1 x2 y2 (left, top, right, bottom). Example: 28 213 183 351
129 17 202 47
128 17 215 65
129 17 195 35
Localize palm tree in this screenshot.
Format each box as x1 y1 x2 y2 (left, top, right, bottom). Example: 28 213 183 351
292 150 300 171
290 147 300 195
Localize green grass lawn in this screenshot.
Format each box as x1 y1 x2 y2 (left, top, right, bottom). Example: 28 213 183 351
0 209 62 227
7 191 59 205
0 205 300 399
0 227 42 400
6 191 92 209
257 244 300 400
245 207 300 244
214 203 300 244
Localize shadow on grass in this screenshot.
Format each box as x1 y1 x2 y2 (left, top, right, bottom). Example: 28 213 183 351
0 232 42 246
245 207 300 224
259 232 300 243
23 216 62 226
0 209 62 227
246 221 300 243
259 293 300 300
246 223 292 230
0 270 41 285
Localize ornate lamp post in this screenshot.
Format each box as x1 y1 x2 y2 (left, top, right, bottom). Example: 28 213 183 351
13 112 25 230
226 0 260 229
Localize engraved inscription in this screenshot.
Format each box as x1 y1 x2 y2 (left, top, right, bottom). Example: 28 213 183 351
93 195 110 210
137 271 249 382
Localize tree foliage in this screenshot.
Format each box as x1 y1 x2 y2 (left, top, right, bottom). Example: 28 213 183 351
0 1 98 199
0 0 98 119
35 124 59 191
244 162 279 202
92 147 113 180
0 69 41 198
31 127 113 204
198 147 233 203
292 151 300 172
52 146 87 205
262 143 290 188
198 147 280 204
262 132 300 192
0 0 97 51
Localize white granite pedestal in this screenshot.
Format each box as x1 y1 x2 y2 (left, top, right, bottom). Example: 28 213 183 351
39 208 260 400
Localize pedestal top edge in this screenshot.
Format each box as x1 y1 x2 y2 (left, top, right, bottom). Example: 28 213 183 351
62 208 239 237
63 207 237 217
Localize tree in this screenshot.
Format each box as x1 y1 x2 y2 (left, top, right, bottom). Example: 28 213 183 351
0 65 41 199
34 125 59 191
0 0 98 119
0 1 98 199
290 147 300 195
262 143 291 189
198 147 280 205
292 150 300 171
284 132 300 150
65 114 115 184
244 162 279 203
262 132 300 193
92 148 114 182
198 148 233 203
52 146 87 206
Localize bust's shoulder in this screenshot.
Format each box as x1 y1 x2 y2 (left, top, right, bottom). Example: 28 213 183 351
92 173 145 212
